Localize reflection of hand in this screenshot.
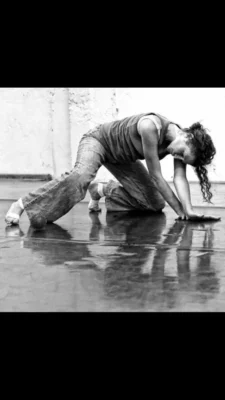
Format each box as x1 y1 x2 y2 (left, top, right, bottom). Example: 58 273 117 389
198 215 221 221
187 212 221 221
176 212 221 222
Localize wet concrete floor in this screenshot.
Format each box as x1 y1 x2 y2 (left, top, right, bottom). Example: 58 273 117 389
0 198 225 311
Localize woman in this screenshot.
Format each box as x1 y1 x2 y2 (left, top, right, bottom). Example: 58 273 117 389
5 112 220 226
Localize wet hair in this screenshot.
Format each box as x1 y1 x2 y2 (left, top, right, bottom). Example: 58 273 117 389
183 122 216 203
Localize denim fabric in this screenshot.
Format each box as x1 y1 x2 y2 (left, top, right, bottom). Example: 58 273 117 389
22 128 165 223
22 132 106 222
104 161 165 212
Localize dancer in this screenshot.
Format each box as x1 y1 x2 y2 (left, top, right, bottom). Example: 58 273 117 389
5 112 220 226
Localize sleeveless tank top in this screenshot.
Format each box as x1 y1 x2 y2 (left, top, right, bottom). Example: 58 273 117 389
88 112 181 163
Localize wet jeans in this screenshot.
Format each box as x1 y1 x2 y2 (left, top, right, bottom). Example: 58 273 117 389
22 129 165 223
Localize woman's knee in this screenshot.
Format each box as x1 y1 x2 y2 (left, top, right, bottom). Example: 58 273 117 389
154 198 166 212
143 198 165 212
143 191 166 212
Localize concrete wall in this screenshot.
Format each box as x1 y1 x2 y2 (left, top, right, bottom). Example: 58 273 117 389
0 88 224 184
0 88 53 175
68 88 117 182
0 88 117 183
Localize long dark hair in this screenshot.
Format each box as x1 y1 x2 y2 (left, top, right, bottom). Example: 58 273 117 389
183 122 216 203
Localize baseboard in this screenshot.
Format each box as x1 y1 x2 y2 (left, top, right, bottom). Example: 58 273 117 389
0 174 53 181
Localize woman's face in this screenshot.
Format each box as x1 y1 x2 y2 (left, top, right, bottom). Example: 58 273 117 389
167 132 196 165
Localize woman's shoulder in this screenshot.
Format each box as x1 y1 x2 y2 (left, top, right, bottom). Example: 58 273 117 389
137 115 162 137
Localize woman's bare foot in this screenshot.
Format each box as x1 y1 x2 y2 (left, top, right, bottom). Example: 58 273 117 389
5 200 24 225
88 181 106 212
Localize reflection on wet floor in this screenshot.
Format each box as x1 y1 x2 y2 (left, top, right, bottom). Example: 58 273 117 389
0 200 224 311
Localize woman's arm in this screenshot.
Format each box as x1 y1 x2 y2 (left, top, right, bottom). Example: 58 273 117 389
139 119 185 218
173 159 194 215
173 159 221 221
